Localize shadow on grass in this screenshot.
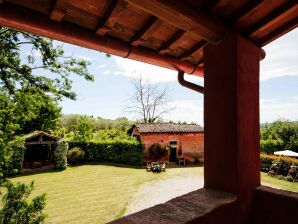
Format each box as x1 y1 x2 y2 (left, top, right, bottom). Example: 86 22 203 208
14 162 203 178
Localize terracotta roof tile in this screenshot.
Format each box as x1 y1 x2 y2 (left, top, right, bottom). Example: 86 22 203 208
134 123 204 133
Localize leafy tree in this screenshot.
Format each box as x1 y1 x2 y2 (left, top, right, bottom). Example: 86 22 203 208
260 119 298 153
0 27 94 223
0 181 46 224
73 116 94 142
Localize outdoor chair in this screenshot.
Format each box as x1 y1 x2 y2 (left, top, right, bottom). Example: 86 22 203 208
178 157 186 166
161 162 166 172
268 160 283 176
146 162 152 172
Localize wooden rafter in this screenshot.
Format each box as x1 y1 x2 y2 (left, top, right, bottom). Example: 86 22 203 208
229 0 264 23
244 0 298 36
96 0 126 36
203 0 221 11
178 40 208 60
258 16 298 46
158 30 185 54
49 0 66 22
50 8 65 22
126 0 226 44
131 16 162 46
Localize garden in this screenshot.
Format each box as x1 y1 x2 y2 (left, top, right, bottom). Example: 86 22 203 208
3 165 297 224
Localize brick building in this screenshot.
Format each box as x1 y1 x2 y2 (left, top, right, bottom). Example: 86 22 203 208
130 123 204 163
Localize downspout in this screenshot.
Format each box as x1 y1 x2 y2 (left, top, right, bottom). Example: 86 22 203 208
177 71 204 94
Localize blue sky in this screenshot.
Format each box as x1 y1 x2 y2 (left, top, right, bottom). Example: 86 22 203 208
51 29 298 124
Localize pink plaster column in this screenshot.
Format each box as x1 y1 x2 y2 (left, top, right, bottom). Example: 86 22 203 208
204 32 261 223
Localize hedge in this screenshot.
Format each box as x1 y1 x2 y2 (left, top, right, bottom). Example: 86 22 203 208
68 140 144 166
260 153 298 176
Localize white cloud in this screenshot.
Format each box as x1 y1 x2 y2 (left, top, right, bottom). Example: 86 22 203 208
98 64 107 69
113 56 202 84
260 29 298 81
167 100 203 124
103 70 111 75
260 97 298 123
75 55 95 62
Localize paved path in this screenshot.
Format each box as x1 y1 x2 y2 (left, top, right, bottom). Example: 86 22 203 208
124 172 204 215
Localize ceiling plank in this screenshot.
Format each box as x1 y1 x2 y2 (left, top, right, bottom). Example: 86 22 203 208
229 0 264 23
244 0 298 37
178 40 208 60
158 30 185 54
131 16 163 46
258 16 298 46
0 3 203 76
126 0 226 44
96 0 126 36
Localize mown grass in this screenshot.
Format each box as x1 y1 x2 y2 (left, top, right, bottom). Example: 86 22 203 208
261 172 298 192
3 165 202 224
1 166 296 224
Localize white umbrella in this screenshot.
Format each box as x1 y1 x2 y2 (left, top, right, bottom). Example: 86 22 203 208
274 150 298 158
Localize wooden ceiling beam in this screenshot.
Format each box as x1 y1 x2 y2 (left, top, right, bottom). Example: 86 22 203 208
158 30 185 55
258 16 298 46
244 0 298 37
96 0 126 36
229 0 264 23
178 40 208 60
131 16 162 46
126 0 226 44
50 8 65 22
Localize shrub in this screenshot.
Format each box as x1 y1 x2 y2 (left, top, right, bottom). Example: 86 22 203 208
0 181 46 224
69 140 143 166
148 143 168 161
67 147 85 164
0 137 25 179
260 153 298 177
53 140 68 170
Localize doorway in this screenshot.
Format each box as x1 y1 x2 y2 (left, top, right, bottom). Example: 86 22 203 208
169 141 178 162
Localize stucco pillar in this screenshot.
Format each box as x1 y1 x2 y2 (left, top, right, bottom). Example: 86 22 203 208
203 32 261 223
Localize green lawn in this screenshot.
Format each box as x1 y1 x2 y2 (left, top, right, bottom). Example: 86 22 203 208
1 166 297 224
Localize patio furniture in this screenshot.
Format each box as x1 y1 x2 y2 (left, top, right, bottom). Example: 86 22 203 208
146 162 152 172
161 162 166 172
178 157 186 166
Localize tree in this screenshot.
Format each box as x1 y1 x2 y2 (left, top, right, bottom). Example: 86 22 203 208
0 27 95 223
0 181 46 224
73 116 94 142
0 26 94 137
126 76 174 123
260 119 298 153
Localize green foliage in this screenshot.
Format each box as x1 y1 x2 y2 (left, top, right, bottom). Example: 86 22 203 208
57 115 133 134
0 27 93 100
73 116 94 142
67 147 85 165
260 120 298 153
53 140 68 170
93 129 135 142
0 137 25 181
69 141 144 166
0 181 46 224
147 143 169 161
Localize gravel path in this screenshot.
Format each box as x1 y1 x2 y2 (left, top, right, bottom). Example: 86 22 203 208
124 172 204 215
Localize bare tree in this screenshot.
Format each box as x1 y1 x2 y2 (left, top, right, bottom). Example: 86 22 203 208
125 76 174 123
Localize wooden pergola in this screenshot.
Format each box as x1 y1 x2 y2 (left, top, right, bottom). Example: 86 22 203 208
1 0 297 223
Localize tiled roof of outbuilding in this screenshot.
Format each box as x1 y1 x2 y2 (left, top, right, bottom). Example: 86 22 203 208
134 123 204 133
